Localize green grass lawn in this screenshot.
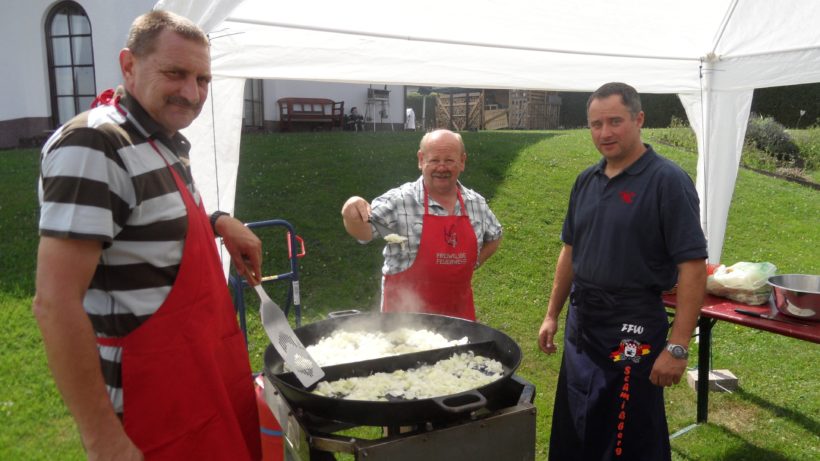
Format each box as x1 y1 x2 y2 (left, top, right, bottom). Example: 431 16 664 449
1 130 818 460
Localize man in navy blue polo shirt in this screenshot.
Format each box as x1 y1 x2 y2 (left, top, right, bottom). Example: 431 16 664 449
538 82 707 461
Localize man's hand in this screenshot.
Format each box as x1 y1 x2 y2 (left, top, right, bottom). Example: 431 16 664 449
341 196 374 241
538 315 560 354
34 237 141 460
215 215 262 285
86 429 143 461
538 244 573 355
649 258 705 387
341 196 370 221
649 350 687 387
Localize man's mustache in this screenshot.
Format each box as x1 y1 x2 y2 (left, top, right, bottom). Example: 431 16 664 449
167 96 201 109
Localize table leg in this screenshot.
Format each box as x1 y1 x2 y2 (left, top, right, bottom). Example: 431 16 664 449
696 316 713 423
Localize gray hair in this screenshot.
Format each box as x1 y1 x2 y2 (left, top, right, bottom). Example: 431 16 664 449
126 10 208 57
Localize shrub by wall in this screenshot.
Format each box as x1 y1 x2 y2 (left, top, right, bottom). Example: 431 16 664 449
746 114 802 166
558 92 686 128
558 83 820 129
752 83 820 128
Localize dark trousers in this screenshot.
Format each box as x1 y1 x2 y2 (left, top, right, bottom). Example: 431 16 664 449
549 296 671 461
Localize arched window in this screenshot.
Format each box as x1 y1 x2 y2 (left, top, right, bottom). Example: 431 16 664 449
45 1 96 127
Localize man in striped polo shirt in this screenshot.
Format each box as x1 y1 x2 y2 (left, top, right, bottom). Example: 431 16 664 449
34 10 263 460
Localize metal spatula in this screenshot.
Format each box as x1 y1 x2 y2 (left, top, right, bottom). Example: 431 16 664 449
368 215 408 248
254 284 324 387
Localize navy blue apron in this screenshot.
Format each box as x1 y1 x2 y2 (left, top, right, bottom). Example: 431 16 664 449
548 282 671 461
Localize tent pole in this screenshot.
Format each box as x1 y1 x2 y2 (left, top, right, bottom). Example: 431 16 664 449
699 57 711 263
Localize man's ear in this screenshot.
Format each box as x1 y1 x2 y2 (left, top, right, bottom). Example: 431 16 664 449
635 111 645 129
417 150 424 170
119 49 134 86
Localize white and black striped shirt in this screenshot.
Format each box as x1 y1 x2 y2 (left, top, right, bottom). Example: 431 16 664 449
39 93 200 412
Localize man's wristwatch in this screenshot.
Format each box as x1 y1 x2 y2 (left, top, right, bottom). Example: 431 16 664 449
666 343 689 360
210 211 230 237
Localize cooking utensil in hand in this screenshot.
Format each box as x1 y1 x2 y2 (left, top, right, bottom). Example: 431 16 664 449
368 215 408 247
254 284 324 387
367 215 393 236
734 308 810 326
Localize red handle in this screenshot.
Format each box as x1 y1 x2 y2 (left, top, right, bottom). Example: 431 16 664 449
286 232 306 259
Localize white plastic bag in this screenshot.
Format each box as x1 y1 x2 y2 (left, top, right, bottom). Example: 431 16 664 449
706 262 777 305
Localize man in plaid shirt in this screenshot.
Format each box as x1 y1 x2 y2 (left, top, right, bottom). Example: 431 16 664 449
342 129 502 320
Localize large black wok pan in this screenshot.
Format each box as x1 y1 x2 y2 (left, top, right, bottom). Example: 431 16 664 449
263 312 521 426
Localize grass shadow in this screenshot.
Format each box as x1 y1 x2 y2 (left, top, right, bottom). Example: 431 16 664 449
733 387 820 438
672 423 795 461
453 130 559 202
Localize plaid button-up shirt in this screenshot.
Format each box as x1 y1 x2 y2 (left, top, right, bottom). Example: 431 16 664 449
366 176 502 276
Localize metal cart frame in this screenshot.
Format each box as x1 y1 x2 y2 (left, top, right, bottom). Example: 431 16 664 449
229 219 306 345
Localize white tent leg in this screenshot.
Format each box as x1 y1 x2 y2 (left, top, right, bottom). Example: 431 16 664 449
182 76 246 278
679 86 753 264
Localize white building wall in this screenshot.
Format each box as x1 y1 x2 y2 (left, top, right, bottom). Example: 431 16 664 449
1 0 406 146
80 1 156 91
2 1 54 121
1 0 153 122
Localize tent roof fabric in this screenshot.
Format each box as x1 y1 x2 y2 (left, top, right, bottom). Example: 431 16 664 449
202 0 820 92
156 0 820 264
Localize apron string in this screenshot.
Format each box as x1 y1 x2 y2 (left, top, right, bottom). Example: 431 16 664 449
422 185 469 217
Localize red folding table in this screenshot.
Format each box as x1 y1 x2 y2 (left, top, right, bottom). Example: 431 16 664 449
663 293 820 423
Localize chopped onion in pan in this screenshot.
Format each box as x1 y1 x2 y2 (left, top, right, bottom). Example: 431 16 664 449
314 351 503 401
305 328 468 367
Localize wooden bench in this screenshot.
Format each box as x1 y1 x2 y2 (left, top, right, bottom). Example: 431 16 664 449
277 98 344 132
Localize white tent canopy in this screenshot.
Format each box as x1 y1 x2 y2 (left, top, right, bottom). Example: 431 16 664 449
157 0 820 264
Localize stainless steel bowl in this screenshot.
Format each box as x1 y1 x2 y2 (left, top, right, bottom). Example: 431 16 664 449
768 274 820 322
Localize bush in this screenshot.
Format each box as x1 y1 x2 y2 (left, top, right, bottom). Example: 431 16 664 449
644 117 697 153
669 115 689 128
790 126 820 171
752 83 820 128
741 141 780 171
557 92 687 128
639 94 688 127
646 115 818 183
745 114 802 167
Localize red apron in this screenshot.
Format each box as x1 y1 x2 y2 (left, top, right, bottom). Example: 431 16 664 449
97 115 261 459
382 187 478 320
